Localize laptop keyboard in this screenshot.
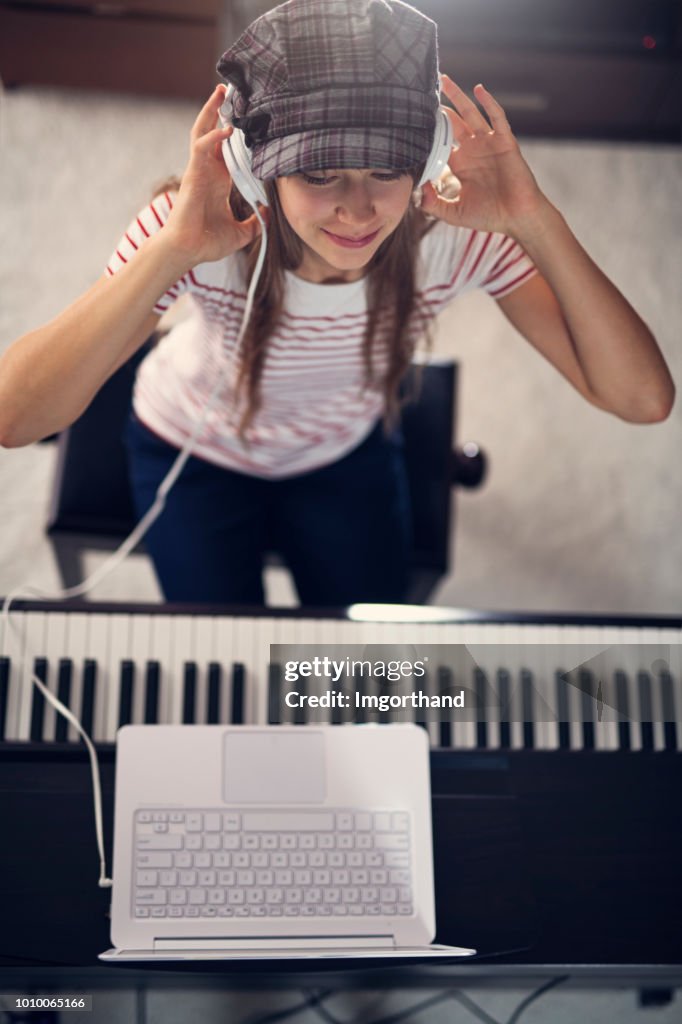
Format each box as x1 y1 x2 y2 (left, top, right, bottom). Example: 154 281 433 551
133 808 413 920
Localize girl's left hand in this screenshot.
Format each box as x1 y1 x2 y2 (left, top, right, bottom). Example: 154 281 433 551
420 75 548 238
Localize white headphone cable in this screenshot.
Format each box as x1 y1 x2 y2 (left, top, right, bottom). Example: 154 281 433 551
1 205 268 887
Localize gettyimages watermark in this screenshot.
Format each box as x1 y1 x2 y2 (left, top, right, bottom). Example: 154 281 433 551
269 644 679 722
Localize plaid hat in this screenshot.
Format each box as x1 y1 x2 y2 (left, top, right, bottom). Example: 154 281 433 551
216 0 440 178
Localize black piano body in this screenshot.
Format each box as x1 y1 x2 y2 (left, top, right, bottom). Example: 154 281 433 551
0 601 680 996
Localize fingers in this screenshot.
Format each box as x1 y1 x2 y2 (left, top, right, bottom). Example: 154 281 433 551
440 74 490 136
190 84 228 143
472 83 511 134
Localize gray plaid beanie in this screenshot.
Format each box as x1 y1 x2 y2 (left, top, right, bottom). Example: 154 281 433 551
216 0 441 178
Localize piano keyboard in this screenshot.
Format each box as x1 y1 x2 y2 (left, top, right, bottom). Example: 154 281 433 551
1 603 680 752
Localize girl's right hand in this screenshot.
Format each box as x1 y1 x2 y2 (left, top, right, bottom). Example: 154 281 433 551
161 85 265 267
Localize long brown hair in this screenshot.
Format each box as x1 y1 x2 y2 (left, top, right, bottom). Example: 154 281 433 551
230 172 435 436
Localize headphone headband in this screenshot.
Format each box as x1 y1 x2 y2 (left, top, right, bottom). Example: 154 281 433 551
219 84 452 209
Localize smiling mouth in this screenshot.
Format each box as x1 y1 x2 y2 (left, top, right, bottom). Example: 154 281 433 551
322 228 380 248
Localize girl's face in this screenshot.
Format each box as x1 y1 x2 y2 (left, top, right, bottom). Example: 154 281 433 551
275 169 415 283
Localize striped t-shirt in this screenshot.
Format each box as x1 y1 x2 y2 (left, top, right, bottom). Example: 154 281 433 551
106 193 536 478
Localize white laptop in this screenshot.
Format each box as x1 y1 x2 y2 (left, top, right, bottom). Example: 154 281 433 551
100 723 476 961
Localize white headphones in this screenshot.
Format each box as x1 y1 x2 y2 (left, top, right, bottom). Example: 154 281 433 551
218 83 453 209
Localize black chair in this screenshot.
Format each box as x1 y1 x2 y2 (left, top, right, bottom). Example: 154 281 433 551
46 338 486 604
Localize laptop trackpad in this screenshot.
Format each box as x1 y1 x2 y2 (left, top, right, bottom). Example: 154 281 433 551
223 731 326 803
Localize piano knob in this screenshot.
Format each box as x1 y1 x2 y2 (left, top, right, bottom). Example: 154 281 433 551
452 442 487 489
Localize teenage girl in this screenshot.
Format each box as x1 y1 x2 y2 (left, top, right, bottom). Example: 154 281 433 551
0 0 674 606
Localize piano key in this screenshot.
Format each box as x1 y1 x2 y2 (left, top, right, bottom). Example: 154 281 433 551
80 659 97 738
0 656 9 740
436 666 452 748
169 616 196 726
43 610 70 742
521 669 535 749
614 671 631 750
206 662 221 724
84 612 110 742
61 612 91 743
54 658 73 741
659 670 677 751
118 660 135 729
182 662 197 724
105 615 132 740
496 669 512 749
29 657 48 742
194 615 215 724
473 668 488 749
231 663 245 725
15 610 47 742
445 644 476 749
578 669 595 750
637 672 654 751
130 614 153 726
268 663 282 725
144 661 161 724
2 604 680 750
556 669 571 750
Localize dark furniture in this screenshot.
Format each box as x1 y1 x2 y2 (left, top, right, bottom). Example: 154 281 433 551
45 343 485 603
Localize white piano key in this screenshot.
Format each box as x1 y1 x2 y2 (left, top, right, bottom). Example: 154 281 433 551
588 627 620 752
225 612 249 724
169 616 196 726
2 610 28 740
83 611 110 742
18 610 48 742
659 629 682 751
105 614 133 739
616 632 644 751
63 612 90 743
42 610 70 742
532 626 561 750
192 614 215 724
129 614 153 726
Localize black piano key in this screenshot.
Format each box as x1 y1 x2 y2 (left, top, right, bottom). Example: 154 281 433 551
497 669 511 748
637 671 654 751
614 670 631 750
331 680 345 726
144 661 160 724
659 670 677 751
556 670 570 749
473 668 488 748
30 658 48 742
520 668 535 749
182 662 197 724
231 663 245 724
268 663 281 725
0 656 10 740
579 669 595 750
118 660 135 728
54 658 73 741
206 662 222 724
80 659 97 738
437 667 452 748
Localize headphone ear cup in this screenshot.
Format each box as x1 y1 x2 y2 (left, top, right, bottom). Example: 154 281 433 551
417 108 453 187
221 125 269 209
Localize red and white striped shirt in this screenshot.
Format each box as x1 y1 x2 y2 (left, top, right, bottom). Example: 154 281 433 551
106 193 536 478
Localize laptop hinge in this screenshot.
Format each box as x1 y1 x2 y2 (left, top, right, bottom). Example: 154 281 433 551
154 935 394 952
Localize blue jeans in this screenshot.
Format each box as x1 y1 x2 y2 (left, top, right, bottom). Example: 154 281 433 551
124 414 411 606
